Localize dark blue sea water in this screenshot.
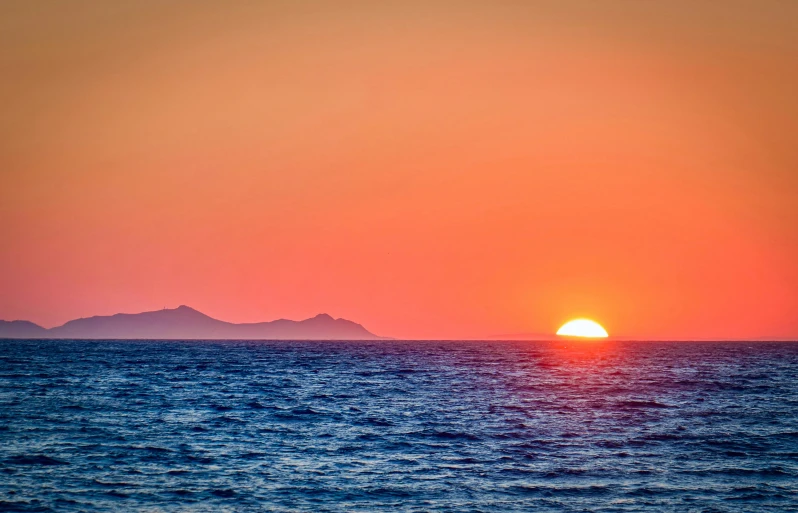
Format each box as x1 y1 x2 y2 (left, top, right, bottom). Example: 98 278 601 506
1 340 797 512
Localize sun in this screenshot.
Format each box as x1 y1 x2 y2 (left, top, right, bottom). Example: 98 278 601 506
556 319 609 338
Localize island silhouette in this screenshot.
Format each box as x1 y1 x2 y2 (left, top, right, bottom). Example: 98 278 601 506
0 305 387 340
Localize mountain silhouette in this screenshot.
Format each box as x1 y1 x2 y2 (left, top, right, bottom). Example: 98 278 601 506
0 306 387 340
0 320 49 339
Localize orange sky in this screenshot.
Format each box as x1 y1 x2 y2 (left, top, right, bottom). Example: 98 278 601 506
1 1 797 339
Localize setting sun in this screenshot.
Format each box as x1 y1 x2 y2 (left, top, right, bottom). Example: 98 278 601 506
556 319 609 339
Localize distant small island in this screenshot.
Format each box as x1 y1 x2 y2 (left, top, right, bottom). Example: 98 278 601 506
0 305 388 340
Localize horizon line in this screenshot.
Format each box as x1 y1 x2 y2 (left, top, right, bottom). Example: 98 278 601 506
2 304 795 342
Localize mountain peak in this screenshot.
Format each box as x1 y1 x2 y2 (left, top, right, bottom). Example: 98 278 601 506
166 305 210 318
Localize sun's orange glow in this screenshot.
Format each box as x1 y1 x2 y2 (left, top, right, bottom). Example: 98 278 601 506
0 3 797 340
557 319 609 339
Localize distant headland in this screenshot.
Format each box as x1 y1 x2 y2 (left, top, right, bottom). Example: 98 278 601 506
0 306 389 340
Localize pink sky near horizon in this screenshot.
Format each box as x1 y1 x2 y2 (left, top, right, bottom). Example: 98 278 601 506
1 1 797 339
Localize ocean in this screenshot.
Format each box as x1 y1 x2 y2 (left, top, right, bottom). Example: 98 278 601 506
1 339 796 512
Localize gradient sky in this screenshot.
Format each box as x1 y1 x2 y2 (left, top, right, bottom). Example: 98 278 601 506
1 1 797 339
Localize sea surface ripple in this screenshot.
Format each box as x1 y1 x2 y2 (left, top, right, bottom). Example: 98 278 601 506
1 340 797 512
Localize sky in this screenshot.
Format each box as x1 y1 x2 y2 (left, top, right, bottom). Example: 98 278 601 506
1 1 797 340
